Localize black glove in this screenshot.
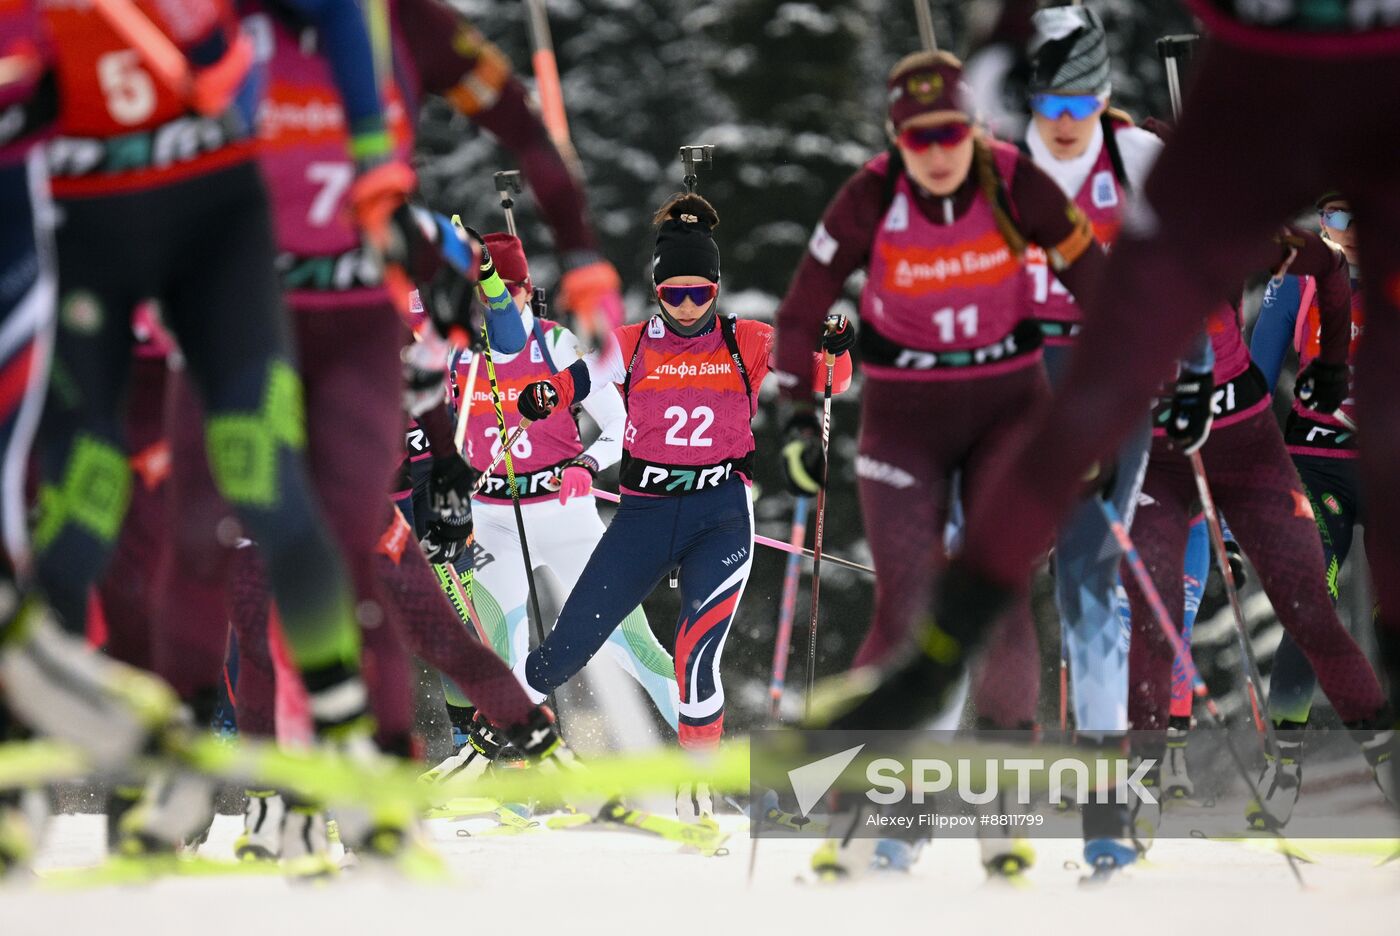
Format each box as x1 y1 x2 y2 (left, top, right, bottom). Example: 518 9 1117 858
780 407 825 497
822 313 857 355
419 518 470 564
518 381 559 423
430 453 478 525
400 340 449 418
1223 537 1248 589
1165 367 1214 454
1293 360 1349 415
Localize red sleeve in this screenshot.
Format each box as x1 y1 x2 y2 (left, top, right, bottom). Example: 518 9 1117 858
1284 228 1351 366
773 160 888 400
397 0 597 256
736 320 773 388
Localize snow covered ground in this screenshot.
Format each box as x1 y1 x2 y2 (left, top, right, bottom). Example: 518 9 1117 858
4 813 1398 936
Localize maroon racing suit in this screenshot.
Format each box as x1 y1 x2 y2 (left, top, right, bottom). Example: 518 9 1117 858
151 0 541 741
943 17 1400 731
1124 232 1384 730
774 139 1105 728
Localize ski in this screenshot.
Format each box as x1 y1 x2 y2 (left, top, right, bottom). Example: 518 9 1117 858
546 801 730 857
40 853 285 890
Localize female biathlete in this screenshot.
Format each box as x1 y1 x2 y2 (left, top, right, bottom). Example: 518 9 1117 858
512 193 850 821
1244 193 1370 823
440 231 679 741
772 50 1104 878
1120 225 1393 835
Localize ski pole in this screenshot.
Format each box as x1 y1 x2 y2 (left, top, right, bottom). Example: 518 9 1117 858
522 0 578 171
495 171 523 237
913 0 937 51
1188 452 1278 754
475 273 556 720
587 488 872 574
768 497 810 721
1098 498 1306 887
1156 35 1198 122
470 422 532 496
1059 627 1069 734
804 340 838 721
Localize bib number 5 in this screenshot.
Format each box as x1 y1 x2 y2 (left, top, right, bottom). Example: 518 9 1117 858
97 51 157 127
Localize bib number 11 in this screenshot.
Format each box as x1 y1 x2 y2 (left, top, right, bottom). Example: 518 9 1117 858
932 305 978 343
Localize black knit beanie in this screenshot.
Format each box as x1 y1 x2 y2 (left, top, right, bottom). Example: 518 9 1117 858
652 194 721 284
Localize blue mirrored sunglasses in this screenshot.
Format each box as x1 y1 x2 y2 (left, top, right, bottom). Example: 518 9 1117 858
1030 93 1103 121
1321 208 1353 232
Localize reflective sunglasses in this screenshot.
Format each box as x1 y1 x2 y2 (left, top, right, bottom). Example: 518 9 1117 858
1320 208 1353 232
657 283 718 306
898 121 973 152
1030 93 1104 121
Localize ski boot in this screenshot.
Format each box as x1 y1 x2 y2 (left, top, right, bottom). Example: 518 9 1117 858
677 781 714 823
280 802 337 880
1245 727 1303 831
1129 756 1163 854
873 837 924 873
758 788 819 833
1080 837 1137 887
235 791 286 862
1161 718 1194 800
980 836 1035 884
1352 724 1396 807
105 784 142 854
0 591 180 767
116 769 217 857
806 798 879 882
0 787 47 878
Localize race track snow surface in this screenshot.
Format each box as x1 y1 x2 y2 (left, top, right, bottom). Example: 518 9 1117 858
4 812 1398 936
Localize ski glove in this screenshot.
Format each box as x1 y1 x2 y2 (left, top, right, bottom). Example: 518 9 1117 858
559 256 625 332
518 381 559 422
430 453 478 526
780 408 825 497
1165 366 1214 454
419 518 470 565
401 335 450 418
1223 537 1248 589
1294 360 1349 416
556 457 597 506
822 313 857 356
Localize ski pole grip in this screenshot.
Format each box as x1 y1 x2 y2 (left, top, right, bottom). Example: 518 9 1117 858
1155 34 1198 121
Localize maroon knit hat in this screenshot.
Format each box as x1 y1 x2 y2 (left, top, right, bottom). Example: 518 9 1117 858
886 51 968 129
483 232 531 289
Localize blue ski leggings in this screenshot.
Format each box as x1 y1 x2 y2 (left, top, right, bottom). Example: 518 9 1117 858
1045 346 1150 734
520 478 753 749
1168 515 1212 720
1268 454 1366 725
